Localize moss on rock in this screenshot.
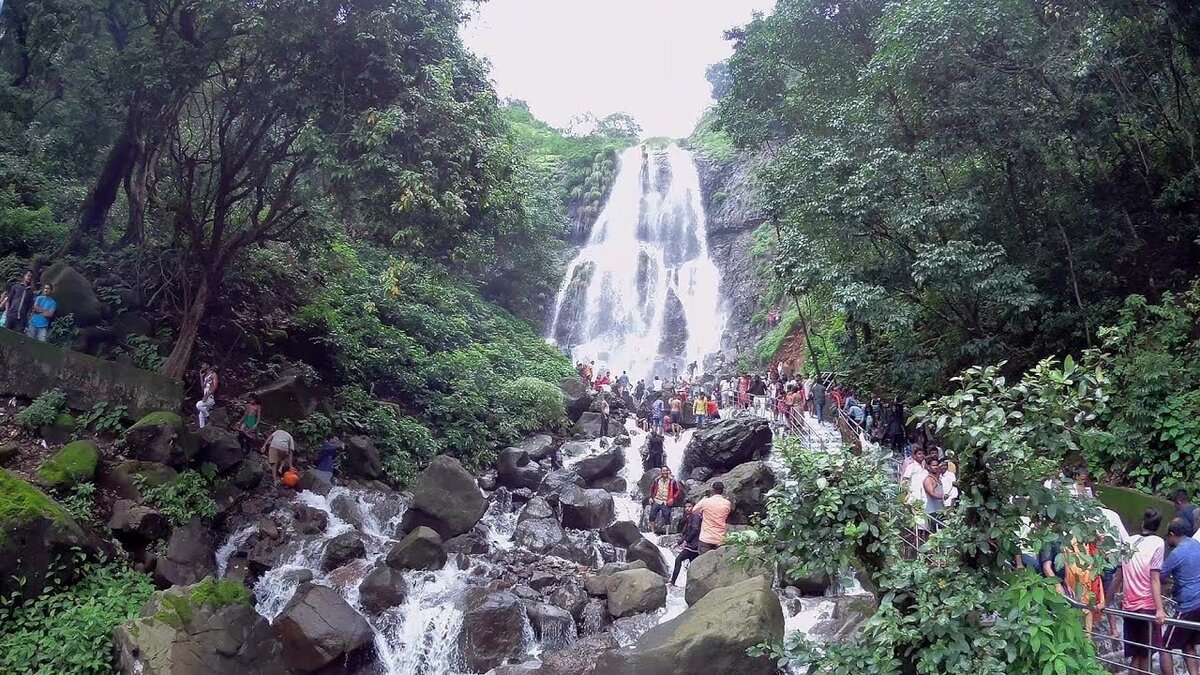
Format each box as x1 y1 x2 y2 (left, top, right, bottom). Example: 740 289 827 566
153 578 252 627
34 440 100 488
129 411 184 430
0 469 70 544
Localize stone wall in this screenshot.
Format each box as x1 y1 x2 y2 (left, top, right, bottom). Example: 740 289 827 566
0 329 182 417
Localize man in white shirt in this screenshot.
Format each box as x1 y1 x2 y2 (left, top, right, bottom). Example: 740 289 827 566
901 447 927 494
903 448 928 506
653 376 664 392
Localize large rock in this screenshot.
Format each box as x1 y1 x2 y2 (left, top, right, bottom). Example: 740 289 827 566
42 262 103 327
399 455 487 540
524 602 577 652
197 426 245 474
600 520 642 548
627 539 669 578
155 520 216 587
458 588 528 672
538 469 586 499
606 568 667 618
588 475 628 493
273 582 374 672
549 580 590 620
321 531 366 572
357 564 409 614
549 530 602 567
518 496 556 524
514 434 555 461
597 576 784 675
560 377 594 422
108 499 169 542
514 517 567 554
113 579 285 675
685 461 776 525
106 460 177 501
558 486 615 530
573 411 613 439
0 469 95 602
386 526 447 571
121 411 198 468
684 545 772 606
344 436 384 481
0 329 182 419
497 447 547 491
34 439 99 488
679 416 772 477
251 373 314 421
572 445 625 481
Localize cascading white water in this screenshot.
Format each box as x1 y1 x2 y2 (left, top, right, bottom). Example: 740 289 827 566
550 144 724 380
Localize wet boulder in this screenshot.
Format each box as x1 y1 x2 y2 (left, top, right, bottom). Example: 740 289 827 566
513 434 556 461
524 602 577 652
558 441 592 461
297 468 333 496
357 564 409 614
120 412 198 467
679 416 771 477
572 445 625 481
533 632 620 675
458 588 528 672
606 568 667 618
514 516 566 555
273 582 374 673
251 373 314 421
685 461 776 525
538 469 587 501
588 475 627 493
599 520 642 548
518 496 556 523
496 447 547 491
113 579 285 675
399 455 487 539
321 531 366 572
155 519 217 587
343 436 384 481
445 524 492 555
572 412 613 439
560 377 594 422
232 455 265 490
386 526 447 571
626 539 669 578
548 530 602 567
684 545 772 606
597 576 784 675
558 486 614 530
196 426 245 474
291 504 329 535
549 580 590 620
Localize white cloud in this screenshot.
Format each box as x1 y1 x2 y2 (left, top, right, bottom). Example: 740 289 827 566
462 0 773 138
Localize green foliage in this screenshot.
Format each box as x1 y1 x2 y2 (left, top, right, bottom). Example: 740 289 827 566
17 388 66 430
47 313 77 349
0 558 154 674
35 440 99 488
133 469 217 526
119 335 166 371
718 0 1200 400
686 108 736 164
154 578 251 627
59 482 96 523
745 358 1112 673
77 401 128 435
128 411 182 430
293 412 333 446
503 376 568 435
1082 285 1200 490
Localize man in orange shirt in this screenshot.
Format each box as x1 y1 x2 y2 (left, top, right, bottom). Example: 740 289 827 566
692 481 733 554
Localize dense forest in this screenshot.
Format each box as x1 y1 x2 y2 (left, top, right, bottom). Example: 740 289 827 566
712 0 1200 488
0 0 640 482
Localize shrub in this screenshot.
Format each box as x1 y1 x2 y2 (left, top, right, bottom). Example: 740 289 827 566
60 482 97 523
17 388 66 430
133 470 218 525
0 558 154 674
504 376 566 435
77 402 128 435
154 578 251 627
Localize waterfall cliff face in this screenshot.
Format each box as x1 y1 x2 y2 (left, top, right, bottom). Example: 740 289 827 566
549 145 724 379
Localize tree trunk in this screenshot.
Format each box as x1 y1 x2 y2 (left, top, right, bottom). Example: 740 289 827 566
64 131 136 252
161 276 209 380
119 140 154 247
792 294 823 375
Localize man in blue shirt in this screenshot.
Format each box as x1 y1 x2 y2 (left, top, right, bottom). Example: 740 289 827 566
1161 517 1200 674
1174 490 1197 534
24 283 56 342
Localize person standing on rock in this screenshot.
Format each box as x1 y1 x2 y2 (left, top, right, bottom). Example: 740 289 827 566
23 281 56 342
693 481 733 553
237 395 262 451
634 379 645 402
651 396 665 432
195 363 218 428
706 395 718 423
645 429 666 471
617 371 630 395
692 394 707 426
670 500 703 586
599 398 610 437
262 427 296 478
647 467 683 535
0 270 36 332
653 375 664 393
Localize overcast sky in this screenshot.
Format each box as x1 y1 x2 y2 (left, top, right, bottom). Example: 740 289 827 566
462 0 774 139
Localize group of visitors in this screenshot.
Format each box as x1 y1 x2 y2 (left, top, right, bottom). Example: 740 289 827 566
1 270 57 341
898 444 958 534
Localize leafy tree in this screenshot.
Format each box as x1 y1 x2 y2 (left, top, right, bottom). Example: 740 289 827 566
740 357 1113 674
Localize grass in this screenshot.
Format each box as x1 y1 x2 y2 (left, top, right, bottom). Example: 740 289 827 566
35 440 99 488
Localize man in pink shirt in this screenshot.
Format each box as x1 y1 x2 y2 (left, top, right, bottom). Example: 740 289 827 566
692 481 733 554
1112 507 1166 674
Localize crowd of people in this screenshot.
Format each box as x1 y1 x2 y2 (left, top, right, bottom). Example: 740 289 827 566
1 270 57 341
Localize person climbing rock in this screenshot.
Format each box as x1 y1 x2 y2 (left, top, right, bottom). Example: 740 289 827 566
237 395 262 451
315 433 341 476
670 500 702 586
196 363 219 429
692 481 733 554
599 398 610 437
262 427 296 478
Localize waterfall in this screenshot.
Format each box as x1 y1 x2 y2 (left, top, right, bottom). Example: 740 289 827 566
550 144 724 380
